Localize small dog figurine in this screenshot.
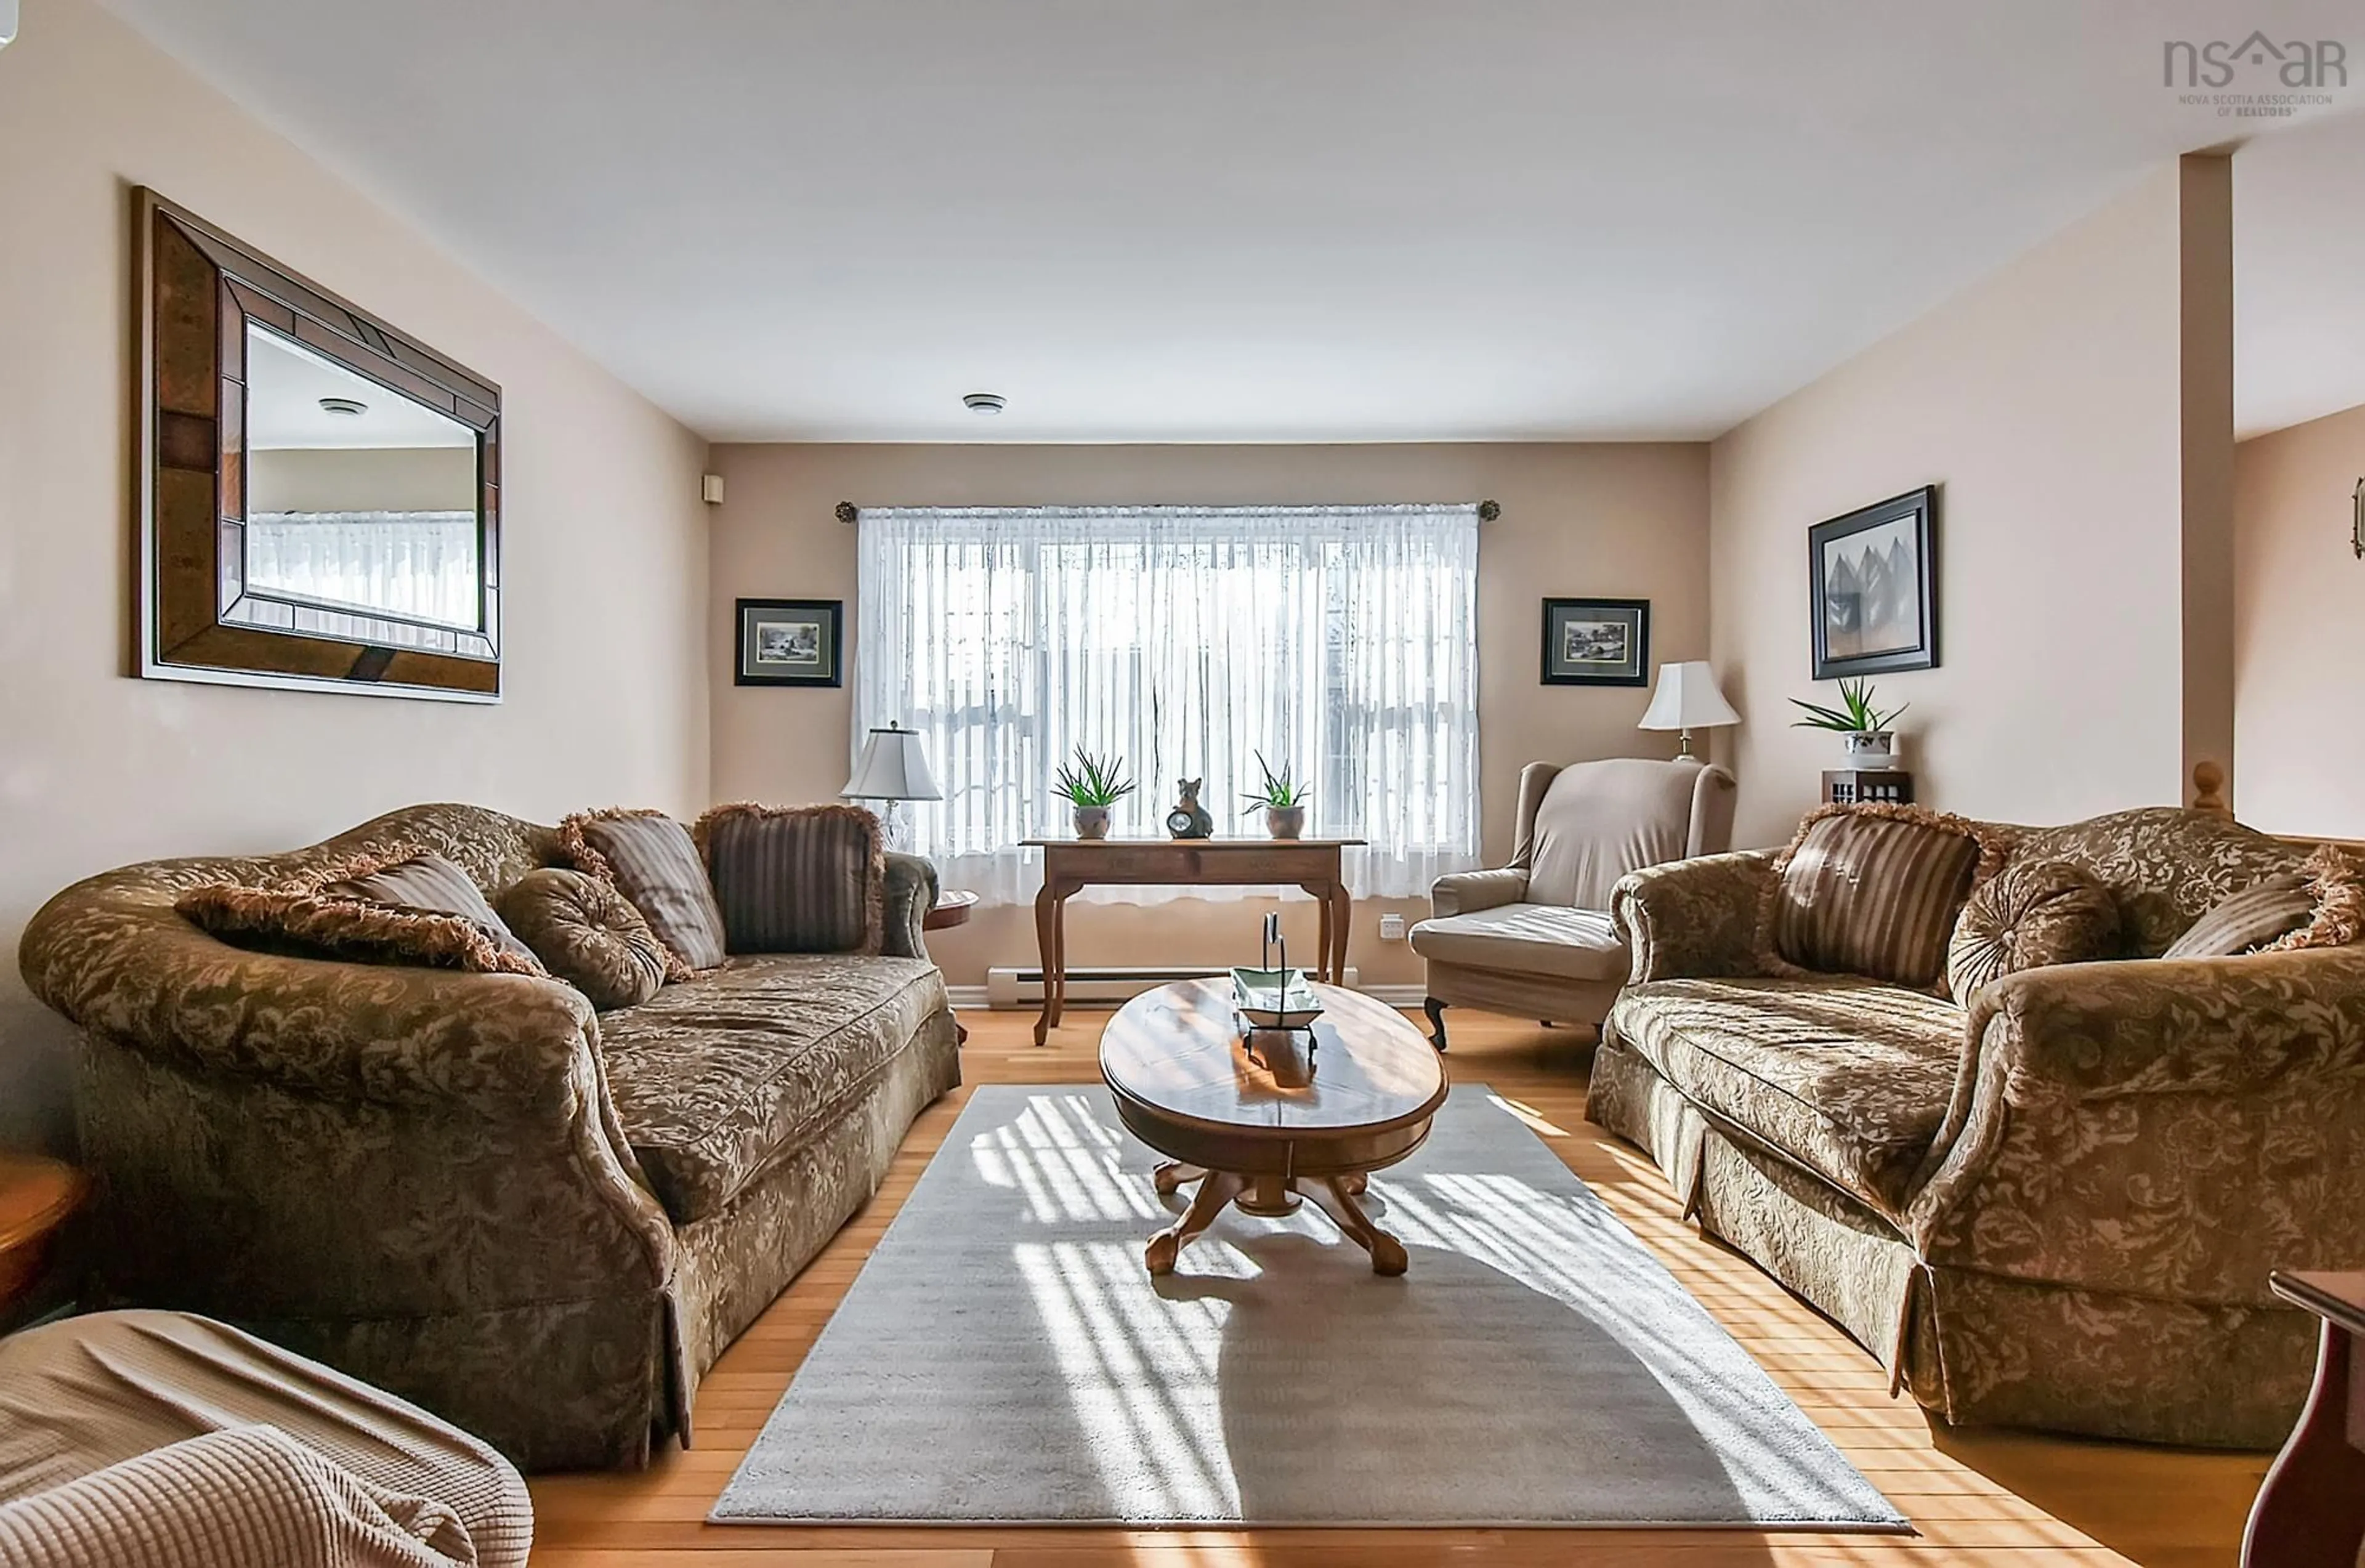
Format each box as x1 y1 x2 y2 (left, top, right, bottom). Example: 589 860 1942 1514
1165 778 1214 839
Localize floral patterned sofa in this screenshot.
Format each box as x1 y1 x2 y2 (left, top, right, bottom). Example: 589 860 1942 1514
17 804 961 1472
1590 807 2365 1449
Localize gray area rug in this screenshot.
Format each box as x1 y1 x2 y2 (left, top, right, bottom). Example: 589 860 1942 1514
713 1084 1909 1529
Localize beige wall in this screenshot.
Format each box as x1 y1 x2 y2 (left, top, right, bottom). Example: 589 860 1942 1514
708 443 1709 987
1707 160 2234 846
0 0 712 1152
2233 399 2365 838
248 447 479 512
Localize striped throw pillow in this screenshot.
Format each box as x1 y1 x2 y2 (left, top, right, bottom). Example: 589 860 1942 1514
559 809 729 979
694 803 886 955
2160 875 2312 959
1773 807 1986 990
325 851 543 969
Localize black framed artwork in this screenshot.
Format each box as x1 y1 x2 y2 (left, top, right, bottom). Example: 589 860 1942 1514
1541 597 1650 687
735 598 844 687
1808 486 1938 679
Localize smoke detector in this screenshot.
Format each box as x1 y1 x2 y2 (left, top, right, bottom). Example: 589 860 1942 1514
962 392 1006 415
318 397 368 416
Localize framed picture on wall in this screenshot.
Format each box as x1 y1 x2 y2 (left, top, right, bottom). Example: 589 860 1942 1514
735 598 843 687
1540 597 1650 686
1808 486 1938 678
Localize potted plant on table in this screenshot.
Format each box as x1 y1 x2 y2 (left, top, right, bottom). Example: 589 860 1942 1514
1789 677 1907 769
1053 748 1135 839
1243 752 1311 839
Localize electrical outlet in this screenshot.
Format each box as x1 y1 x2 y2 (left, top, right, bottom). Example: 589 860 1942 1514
1377 913 1407 942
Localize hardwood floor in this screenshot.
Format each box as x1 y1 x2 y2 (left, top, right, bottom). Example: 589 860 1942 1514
528 1009 2268 1567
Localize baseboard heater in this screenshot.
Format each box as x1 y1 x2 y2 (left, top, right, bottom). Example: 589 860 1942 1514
983 964 1362 1009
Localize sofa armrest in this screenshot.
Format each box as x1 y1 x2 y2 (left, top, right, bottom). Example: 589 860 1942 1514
22 891 600 1118
1428 867 1529 919
883 852 938 960
1610 850 1778 984
1907 945 2365 1303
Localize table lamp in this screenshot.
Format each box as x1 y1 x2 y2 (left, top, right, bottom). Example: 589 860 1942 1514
843 724 941 850
1637 661 1740 761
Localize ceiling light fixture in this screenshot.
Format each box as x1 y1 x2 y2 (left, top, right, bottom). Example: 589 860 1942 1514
962 392 1006 415
318 397 368 416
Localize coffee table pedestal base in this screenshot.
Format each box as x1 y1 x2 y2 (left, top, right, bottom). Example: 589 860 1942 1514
1146 1162 1405 1277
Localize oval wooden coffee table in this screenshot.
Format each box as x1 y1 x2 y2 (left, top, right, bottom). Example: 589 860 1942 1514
1100 977 1448 1277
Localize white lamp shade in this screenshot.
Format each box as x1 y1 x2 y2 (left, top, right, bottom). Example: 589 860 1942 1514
843 726 942 801
1638 661 1740 732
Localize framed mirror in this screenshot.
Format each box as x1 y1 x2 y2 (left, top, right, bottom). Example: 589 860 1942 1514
137 189 502 701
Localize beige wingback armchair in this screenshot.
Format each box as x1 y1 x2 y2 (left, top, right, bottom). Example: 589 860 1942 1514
1410 757 1736 1049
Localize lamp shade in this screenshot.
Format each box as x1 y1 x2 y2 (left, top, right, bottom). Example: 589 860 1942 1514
1638 661 1740 732
843 725 942 801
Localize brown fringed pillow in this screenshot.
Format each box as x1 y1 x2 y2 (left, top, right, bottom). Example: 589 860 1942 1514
692 802 886 955
1765 802 2011 993
2160 874 2314 960
2255 844 2365 955
495 868 666 1010
177 850 545 976
557 809 728 980
1946 857 2122 1000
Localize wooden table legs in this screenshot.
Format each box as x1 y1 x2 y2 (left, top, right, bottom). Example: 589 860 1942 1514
2244 1314 2365 1567
1031 878 1073 1047
1144 1162 1405 1277
1296 879 1352 983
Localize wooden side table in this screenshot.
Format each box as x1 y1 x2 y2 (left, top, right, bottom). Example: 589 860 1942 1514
0 1154 89 1315
2242 1271 2365 1567
924 890 977 1045
1822 769 1914 806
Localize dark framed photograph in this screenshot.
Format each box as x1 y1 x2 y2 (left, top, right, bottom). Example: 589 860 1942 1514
1808 486 1938 679
735 598 843 687
1541 597 1649 686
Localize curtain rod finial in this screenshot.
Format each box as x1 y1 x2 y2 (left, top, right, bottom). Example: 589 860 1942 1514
835 501 859 525
1478 500 1500 522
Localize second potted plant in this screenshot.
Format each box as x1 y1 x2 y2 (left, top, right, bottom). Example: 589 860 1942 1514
1053 748 1134 839
1243 752 1310 839
1789 676 1907 769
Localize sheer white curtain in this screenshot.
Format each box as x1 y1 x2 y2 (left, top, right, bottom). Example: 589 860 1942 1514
854 504 1480 904
246 511 481 629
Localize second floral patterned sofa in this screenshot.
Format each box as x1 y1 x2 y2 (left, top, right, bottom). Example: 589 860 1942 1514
1590 805 2365 1449
18 804 961 1472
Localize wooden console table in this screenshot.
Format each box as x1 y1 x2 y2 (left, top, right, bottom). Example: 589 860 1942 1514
1021 838 1364 1046
2243 1270 2365 1567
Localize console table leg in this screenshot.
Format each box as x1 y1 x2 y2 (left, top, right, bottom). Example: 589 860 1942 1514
1327 881 1352 984
2244 1320 2365 1567
1032 883 1064 1047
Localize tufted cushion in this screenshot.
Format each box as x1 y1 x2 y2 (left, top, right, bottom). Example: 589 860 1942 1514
599 954 947 1222
1407 903 1626 982
1609 975 1965 1221
495 868 667 1010
693 804 885 955
2159 875 2314 960
1770 806 1992 991
1946 857 2122 1000
558 809 728 980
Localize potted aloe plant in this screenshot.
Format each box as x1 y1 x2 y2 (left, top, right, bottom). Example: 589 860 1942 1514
1242 752 1310 839
1053 748 1135 839
1789 677 1907 769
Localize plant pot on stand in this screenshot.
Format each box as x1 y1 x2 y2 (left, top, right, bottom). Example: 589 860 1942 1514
1840 730 1895 770
1072 806 1110 840
1265 804 1305 840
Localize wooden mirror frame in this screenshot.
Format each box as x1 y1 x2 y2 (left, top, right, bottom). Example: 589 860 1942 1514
137 188 503 701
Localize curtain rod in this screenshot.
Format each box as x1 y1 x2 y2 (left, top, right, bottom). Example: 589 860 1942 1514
835 499 1499 523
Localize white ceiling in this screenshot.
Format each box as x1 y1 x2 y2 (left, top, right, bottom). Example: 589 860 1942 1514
2234 107 2365 437
100 0 2365 443
245 326 477 450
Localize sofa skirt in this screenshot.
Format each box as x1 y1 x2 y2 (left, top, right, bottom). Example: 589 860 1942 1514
1586 1029 2308 1449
